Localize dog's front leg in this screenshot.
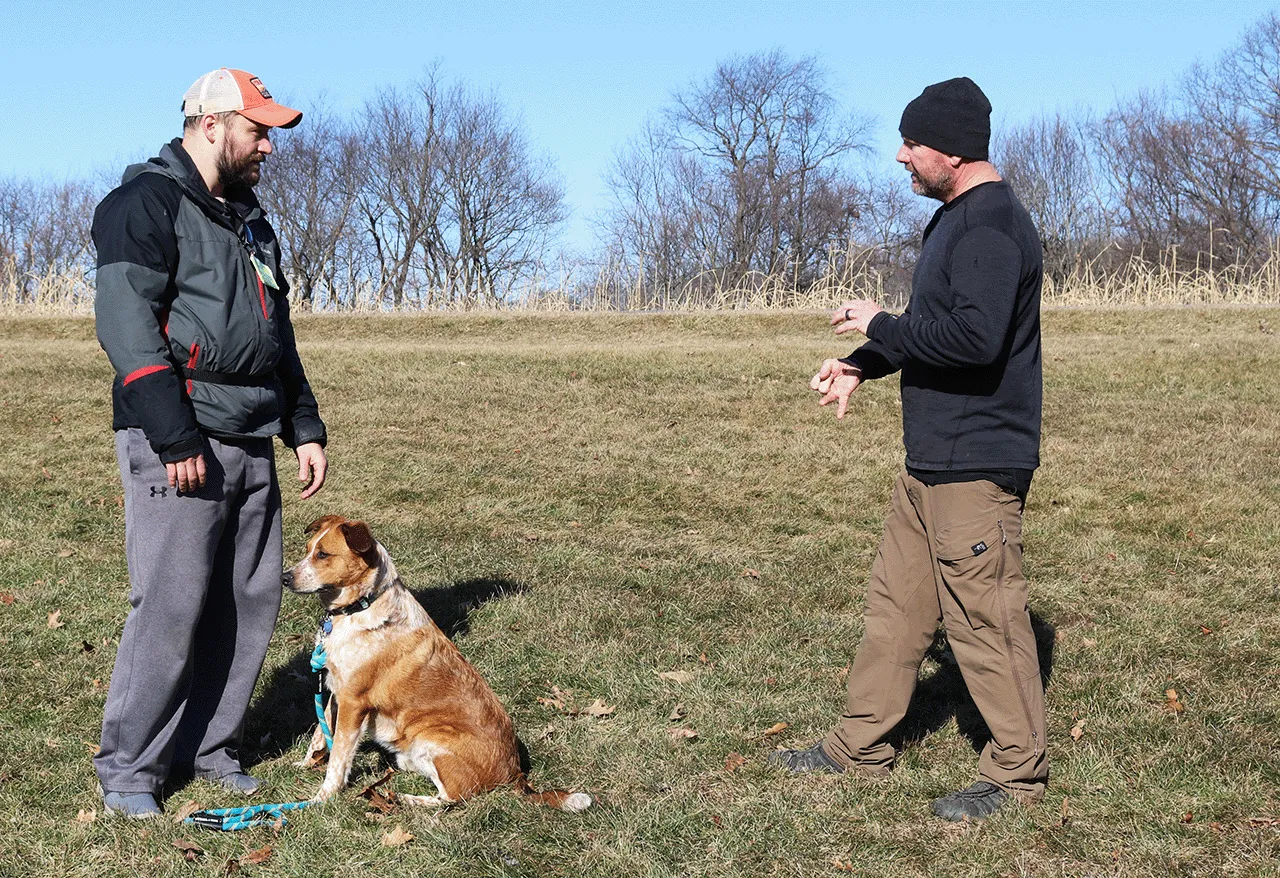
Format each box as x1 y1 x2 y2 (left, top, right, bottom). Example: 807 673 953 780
296 698 335 768
311 698 366 803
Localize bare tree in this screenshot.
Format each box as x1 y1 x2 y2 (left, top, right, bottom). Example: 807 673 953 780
600 50 873 302
258 106 365 309
0 177 97 301
993 111 1113 281
439 90 566 305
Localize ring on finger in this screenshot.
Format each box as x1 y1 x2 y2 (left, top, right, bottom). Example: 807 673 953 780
843 308 853 323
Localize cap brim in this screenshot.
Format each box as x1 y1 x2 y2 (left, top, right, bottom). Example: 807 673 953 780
239 102 303 129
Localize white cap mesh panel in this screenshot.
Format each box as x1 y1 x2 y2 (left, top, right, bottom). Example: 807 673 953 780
182 69 245 116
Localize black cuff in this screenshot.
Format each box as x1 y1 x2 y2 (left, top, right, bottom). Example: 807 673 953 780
157 434 205 464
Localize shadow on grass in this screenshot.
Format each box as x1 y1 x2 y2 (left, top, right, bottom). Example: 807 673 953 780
886 609 1056 756
242 576 528 769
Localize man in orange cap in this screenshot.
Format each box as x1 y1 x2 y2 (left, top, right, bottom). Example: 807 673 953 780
92 69 325 818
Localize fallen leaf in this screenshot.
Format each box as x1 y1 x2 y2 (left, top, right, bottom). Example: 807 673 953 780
537 685 571 711
657 670 695 684
381 825 413 847
1070 719 1085 742
357 768 396 798
535 723 556 741
724 752 747 772
669 728 698 743
1199 626 1213 635
224 859 241 876
240 846 273 866
0 592 14 605
669 703 687 722
173 838 204 862
741 568 761 579
47 610 64 629
759 722 789 739
41 467 52 479
699 652 709 664
1246 816 1280 827
569 521 582 528
833 859 856 872
1105 552 1117 561
74 808 96 824
171 800 201 823
84 741 100 755
57 549 74 558
1181 812 1194 824
581 698 616 718
1060 796 1071 827
1165 688 1186 714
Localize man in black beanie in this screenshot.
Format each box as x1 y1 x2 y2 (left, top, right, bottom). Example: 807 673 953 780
769 77 1048 823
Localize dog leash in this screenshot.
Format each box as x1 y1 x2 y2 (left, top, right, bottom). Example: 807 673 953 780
185 618 337 831
311 616 335 749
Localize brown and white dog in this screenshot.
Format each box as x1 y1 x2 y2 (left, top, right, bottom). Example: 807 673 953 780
282 515 591 812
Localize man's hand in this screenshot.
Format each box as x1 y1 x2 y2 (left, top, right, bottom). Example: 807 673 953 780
166 454 207 493
831 299 884 336
296 442 328 499
809 358 863 420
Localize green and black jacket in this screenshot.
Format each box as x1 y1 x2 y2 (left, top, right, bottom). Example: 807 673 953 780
93 139 325 463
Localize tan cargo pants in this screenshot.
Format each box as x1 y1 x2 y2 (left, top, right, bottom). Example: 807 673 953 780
822 472 1048 802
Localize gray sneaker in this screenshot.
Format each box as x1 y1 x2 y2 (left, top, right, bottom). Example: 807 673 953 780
930 781 1009 822
212 772 261 795
766 741 845 774
102 790 162 820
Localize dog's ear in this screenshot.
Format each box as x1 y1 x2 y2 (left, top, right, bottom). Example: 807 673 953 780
341 521 376 556
305 515 344 536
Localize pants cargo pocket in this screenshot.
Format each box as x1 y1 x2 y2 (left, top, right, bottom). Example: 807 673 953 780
934 514 1005 631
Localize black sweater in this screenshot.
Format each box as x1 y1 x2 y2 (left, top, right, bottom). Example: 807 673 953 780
844 180 1042 474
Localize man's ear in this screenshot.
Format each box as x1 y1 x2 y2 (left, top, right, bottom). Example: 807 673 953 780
305 515 344 535
341 521 376 557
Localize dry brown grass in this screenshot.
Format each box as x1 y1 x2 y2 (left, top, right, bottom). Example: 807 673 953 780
1 309 1279 876
6 245 1280 315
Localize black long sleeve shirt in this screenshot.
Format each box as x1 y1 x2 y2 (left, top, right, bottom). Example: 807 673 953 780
844 180 1043 487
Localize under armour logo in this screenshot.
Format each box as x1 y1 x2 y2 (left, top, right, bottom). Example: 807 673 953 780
150 486 168 498
971 541 988 556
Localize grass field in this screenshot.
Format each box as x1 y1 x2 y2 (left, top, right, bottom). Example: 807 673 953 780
1 309 1278 877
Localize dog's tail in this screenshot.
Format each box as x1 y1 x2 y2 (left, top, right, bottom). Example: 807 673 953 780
515 775 592 812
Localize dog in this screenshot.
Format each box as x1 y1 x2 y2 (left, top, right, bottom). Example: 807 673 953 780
282 515 591 812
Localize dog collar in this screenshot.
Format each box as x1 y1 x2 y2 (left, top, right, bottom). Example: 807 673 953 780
328 594 375 618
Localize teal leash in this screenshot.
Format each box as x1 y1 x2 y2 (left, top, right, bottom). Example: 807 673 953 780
184 617 334 832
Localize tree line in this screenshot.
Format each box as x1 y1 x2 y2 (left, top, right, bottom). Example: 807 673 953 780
5 13 1280 309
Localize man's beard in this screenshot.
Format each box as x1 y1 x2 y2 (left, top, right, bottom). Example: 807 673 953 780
216 144 262 190
910 168 953 201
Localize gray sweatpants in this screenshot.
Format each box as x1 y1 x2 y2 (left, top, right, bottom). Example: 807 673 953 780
95 428 283 794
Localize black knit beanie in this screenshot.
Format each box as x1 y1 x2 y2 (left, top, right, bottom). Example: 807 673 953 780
898 77 992 160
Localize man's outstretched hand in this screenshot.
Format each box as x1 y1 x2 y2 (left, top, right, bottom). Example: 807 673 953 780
810 358 863 420
831 299 884 336
296 442 328 499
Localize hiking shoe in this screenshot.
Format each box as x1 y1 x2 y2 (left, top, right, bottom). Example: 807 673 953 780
930 781 1009 822
766 741 845 774
102 790 162 820
213 772 261 795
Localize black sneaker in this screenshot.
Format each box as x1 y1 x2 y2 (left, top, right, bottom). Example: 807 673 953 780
766 741 845 774
930 781 1009 822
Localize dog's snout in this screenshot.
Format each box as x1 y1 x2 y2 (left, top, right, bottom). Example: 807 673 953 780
281 569 294 589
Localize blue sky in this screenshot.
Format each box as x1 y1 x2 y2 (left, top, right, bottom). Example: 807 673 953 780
3 0 1275 251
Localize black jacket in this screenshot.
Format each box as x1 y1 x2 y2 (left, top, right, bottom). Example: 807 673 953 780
93 140 325 463
845 181 1042 473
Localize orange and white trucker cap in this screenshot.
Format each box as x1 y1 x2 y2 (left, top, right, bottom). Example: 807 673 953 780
182 68 302 129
